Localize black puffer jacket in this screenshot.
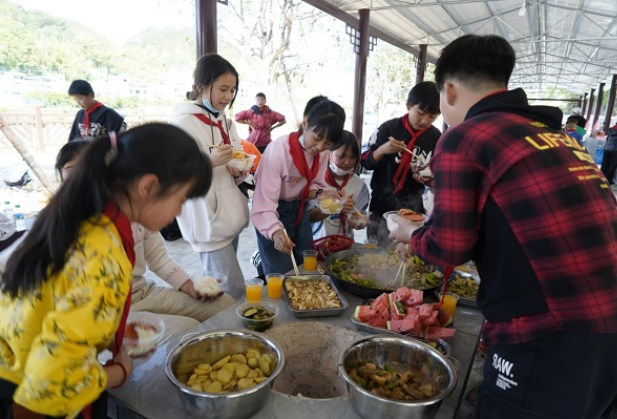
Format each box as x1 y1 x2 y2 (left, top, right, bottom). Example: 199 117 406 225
606 125 617 151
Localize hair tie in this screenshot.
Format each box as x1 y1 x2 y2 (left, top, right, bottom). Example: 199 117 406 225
105 132 118 167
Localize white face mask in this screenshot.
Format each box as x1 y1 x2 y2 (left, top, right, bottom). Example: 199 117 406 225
299 134 306 149
329 161 354 176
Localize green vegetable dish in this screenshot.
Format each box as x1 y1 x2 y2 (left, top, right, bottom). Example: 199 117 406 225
446 275 479 299
241 306 275 332
330 252 443 291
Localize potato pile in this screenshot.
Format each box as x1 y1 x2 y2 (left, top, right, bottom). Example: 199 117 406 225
185 349 274 393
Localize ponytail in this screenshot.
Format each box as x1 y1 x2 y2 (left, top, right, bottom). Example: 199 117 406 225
3 123 212 297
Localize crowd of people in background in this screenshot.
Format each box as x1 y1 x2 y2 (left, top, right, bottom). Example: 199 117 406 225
1 33 617 419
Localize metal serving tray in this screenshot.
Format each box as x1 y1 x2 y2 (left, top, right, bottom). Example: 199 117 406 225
282 274 349 318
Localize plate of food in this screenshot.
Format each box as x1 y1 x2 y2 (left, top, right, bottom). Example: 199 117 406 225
318 197 344 214
325 248 444 299
383 209 427 232
282 275 348 318
228 149 256 171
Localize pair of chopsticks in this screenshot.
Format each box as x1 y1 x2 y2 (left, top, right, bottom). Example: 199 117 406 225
388 136 416 158
395 244 410 286
338 189 362 215
283 229 300 276
439 266 455 305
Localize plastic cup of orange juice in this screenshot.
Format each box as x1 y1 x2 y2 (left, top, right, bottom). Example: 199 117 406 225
302 250 318 271
266 273 283 299
245 278 263 302
364 238 378 248
438 292 460 317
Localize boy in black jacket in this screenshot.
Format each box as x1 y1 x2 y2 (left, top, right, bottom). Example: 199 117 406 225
361 81 441 246
67 80 125 142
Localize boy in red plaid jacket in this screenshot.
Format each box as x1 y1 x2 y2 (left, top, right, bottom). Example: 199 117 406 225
391 34 617 419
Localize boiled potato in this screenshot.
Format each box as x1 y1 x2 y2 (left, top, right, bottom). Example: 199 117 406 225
247 357 258 368
254 376 268 384
216 369 233 384
237 378 256 390
235 364 250 379
213 355 231 370
230 354 248 364
205 381 222 393
258 355 271 376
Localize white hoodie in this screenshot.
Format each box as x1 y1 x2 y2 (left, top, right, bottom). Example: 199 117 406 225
172 102 249 252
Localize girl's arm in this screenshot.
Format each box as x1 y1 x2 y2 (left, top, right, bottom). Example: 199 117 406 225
142 229 190 290
251 150 285 239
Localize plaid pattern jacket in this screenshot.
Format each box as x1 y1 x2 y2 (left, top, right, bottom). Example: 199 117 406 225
412 89 617 345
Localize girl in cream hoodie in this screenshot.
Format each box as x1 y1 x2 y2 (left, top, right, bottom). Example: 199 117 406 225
172 54 249 299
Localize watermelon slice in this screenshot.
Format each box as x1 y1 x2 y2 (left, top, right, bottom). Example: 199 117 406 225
390 287 412 303
426 327 456 340
370 293 390 315
418 303 434 319
422 310 439 327
434 305 453 328
355 305 375 323
404 289 424 307
388 296 408 321
366 311 389 329
388 312 422 334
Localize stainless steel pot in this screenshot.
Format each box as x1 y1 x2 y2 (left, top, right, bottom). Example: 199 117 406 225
338 334 457 419
165 330 284 419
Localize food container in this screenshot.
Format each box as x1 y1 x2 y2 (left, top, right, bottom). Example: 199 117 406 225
349 314 452 356
318 197 343 214
228 152 256 171
192 271 228 296
325 248 444 299
437 273 479 309
236 301 279 332
338 335 457 419
165 330 284 419
348 210 371 229
383 211 427 232
122 312 165 358
311 234 354 261
282 275 349 318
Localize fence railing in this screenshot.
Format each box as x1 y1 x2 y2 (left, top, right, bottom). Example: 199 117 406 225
1 105 173 152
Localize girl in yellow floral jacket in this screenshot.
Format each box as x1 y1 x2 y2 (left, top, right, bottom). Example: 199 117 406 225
0 123 213 419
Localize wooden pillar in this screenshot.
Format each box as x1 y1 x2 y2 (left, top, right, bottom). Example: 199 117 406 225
578 96 583 108
582 92 588 115
196 0 218 58
352 8 370 143
586 88 595 129
416 44 427 85
592 82 605 132
33 104 44 151
603 75 617 133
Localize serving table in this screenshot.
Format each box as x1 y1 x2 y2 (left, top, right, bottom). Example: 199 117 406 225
108 269 484 419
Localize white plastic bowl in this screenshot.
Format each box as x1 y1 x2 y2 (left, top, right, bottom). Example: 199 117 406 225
123 312 165 357
228 153 256 171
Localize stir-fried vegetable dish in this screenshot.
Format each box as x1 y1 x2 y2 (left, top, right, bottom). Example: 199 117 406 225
446 275 479 299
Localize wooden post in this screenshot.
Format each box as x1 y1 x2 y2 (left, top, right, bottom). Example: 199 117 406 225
603 75 617 133
196 0 218 58
351 8 370 144
582 92 588 115
34 104 44 151
0 113 56 197
416 44 427 85
586 88 595 130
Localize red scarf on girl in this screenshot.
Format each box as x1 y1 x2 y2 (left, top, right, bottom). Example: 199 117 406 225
325 169 351 234
193 113 231 145
289 131 320 227
392 115 428 194
83 102 104 136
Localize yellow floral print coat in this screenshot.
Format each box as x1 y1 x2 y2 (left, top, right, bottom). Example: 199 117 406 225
0 215 132 416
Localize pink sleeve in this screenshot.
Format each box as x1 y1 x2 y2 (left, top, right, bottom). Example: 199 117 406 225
251 148 285 239
235 109 251 121
273 111 286 123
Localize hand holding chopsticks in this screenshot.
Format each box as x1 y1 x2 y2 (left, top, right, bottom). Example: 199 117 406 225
388 136 415 156
338 189 362 215
283 229 300 276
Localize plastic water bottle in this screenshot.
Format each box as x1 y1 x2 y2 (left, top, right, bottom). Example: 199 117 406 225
2 201 13 220
14 204 25 231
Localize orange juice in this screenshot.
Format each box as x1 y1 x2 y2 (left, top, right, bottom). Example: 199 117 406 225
303 250 318 271
439 292 459 317
245 279 263 302
266 274 283 299
364 239 378 248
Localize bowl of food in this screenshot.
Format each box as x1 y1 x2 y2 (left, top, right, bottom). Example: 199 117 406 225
165 330 284 419
236 301 279 332
348 210 371 229
123 312 165 358
318 197 344 214
192 271 227 296
228 149 256 171
339 335 457 419
384 209 427 232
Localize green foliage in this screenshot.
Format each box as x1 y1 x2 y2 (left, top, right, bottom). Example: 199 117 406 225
24 91 73 107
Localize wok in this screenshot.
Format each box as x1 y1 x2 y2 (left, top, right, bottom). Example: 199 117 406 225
324 248 444 299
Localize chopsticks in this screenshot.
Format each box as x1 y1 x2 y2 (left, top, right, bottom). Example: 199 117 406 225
440 266 455 305
338 189 362 215
388 136 415 157
395 244 410 286
283 229 300 276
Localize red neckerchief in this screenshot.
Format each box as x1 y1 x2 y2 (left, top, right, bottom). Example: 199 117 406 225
392 115 428 194
289 131 320 227
193 113 231 145
83 102 103 136
325 169 351 234
102 202 135 356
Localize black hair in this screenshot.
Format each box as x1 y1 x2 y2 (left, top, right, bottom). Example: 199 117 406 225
188 54 239 108
406 81 440 114
55 139 91 180
68 80 94 96
301 97 345 147
256 92 266 99
3 123 212 298
435 34 515 92
331 130 361 169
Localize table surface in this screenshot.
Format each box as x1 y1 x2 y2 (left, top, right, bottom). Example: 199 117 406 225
109 269 484 419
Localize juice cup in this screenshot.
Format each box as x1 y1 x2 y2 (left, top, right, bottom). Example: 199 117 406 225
438 292 460 317
364 238 378 248
266 273 283 299
245 278 263 302
303 250 318 271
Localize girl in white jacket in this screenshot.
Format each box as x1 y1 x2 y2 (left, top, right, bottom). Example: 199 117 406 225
172 54 249 299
